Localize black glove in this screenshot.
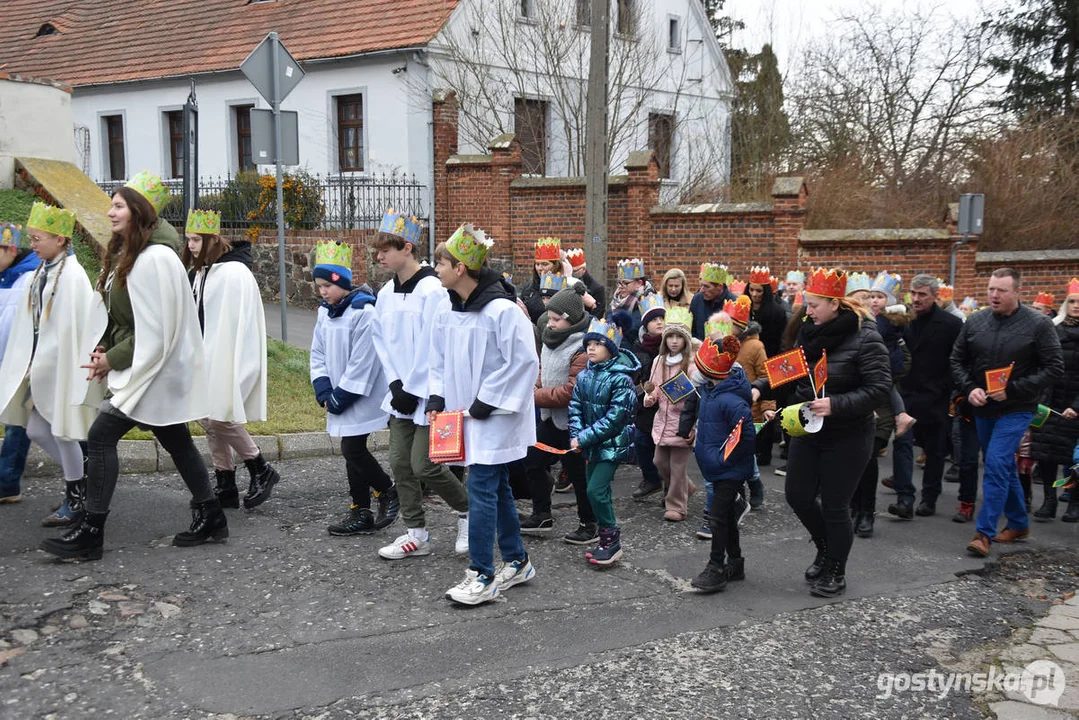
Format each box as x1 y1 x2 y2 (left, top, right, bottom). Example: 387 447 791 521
468 399 496 420
312 376 333 406
327 387 361 415
389 380 420 415
426 395 446 414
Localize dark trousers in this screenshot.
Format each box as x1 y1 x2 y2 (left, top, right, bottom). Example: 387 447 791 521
0 425 31 495
893 420 949 505
85 404 213 514
634 426 662 488
953 416 980 504
708 480 745 566
756 420 775 465
523 418 592 522
785 422 874 565
852 436 887 513
341 434 392 508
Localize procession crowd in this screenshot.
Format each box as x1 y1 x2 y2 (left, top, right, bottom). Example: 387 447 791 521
0 169 1075 606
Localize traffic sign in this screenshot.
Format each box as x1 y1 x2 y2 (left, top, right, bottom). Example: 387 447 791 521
240 33 305 105
251 109 298 165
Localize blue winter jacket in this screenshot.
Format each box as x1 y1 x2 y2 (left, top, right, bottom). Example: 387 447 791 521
569 348 641 463
0 250 40 289
694 365 756 483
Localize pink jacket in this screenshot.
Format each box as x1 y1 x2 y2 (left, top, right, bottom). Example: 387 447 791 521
645 356 693 448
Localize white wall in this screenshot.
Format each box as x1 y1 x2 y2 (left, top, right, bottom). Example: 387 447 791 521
0 78 78 189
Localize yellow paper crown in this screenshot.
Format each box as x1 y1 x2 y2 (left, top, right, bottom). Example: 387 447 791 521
446 223 493 271
125 170 171 214
314 240 353 269
700 263 731 286
185 209 221 235
26 202 76 238
666 306 693 328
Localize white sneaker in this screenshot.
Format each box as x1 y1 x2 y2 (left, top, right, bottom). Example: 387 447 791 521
495 558 535 591
445 569 499 605
454 515 469 555
378 532 431 560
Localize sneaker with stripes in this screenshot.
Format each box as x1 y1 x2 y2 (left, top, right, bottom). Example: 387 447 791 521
378 531 431 560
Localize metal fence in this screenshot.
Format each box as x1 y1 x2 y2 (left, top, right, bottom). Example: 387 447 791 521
97 172 428 231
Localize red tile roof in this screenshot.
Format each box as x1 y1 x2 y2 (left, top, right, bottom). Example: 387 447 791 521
0 0 460 87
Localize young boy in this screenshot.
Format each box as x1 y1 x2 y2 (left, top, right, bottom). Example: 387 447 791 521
428 224 539 605
0 222 40 504
689 335 756 593
568 318 640 566
309 240 398 536
371 210 470 559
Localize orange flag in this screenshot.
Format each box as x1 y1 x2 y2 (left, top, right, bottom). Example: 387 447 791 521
812 350 828 398
764 348 810 389
985 363 1015 394
722 418 744 462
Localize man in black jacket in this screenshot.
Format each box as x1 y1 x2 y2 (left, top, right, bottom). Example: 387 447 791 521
567 248 606 319
951 268 1064 557
888 275 963 519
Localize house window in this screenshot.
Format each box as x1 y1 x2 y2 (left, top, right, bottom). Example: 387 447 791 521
514 98 548 176
104 115 125 181
166 110 184 178
648 113 673 179
575 0 591 26
668 17 681 52
336 94 364 172
235 105 255 172
617 0 634 35
520 0 536 19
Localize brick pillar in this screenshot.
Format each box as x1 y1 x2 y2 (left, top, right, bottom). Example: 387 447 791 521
487 132 522 268
624 150 660 288
432 90 459 245
773 177 808 272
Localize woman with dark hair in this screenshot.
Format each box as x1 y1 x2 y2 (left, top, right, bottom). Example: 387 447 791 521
745 267 787 357
42 172 224 561
752 269 891 597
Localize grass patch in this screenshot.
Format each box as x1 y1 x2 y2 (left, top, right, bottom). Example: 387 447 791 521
0 188 102 277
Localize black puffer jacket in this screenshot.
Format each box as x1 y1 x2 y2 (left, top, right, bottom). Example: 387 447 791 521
950 304 1064 419
754 310 892 437
1030 321 1079 466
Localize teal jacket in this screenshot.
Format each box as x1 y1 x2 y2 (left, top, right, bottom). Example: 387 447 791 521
569 348 640 463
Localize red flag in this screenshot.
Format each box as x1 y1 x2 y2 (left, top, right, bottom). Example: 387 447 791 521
813 350 828 397
764 348 810 389
722 418 744 462
985 363 1014 394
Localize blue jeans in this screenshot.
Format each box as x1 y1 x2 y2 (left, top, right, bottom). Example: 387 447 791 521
634 427 662 488
0 425 31 496
466 463 527 579
975 413 1033 538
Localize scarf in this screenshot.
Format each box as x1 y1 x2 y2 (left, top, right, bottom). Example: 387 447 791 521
640 332 662 355
797 308 861 363
1063 315 1079 327
542 313 591 349
323 289 361 319
665 353 683 366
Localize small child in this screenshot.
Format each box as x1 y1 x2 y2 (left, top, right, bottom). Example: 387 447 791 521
569 318 641 565
628 296 666 501
309 241 398 536
866 272 915 436
688 335 756 593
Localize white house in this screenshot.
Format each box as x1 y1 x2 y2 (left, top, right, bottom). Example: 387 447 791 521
2 0 731 209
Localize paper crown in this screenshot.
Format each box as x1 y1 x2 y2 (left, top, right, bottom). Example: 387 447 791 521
870 271 902 303
786 270 805 283
961 296 978 308
0 223 23 247
696 335 741 379
539 272 568 294
665 306 693 329
638 292 665 319
446 223 493 271
845 272 872 296
729 279 747 295
769 276 779 292
379 208 424 246
1034 292 1056 307
315 240 353 270
185 209 221 235
585 317 623 349
724 295 752 327
566 248 586 268
805 268 848 299
700 263 731 286
26 202 76 238
1069 278 1079 297
705 318 733 338
937 282 954 302
125 170 170 214
617 258 645 281
749 266 771 285
534 237 562 262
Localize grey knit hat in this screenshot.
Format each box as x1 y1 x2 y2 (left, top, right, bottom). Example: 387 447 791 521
546 283 586 323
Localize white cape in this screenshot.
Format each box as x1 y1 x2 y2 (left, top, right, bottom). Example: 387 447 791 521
0 257 104 439
195 262 267 424
97 244 209 425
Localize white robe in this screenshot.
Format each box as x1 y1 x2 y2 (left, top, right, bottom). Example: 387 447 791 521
372 272 450 426
428 296 539 466
0 270 35 365
95 244 209 425
0 257 104 440
194 262 267 424
310 302 389 437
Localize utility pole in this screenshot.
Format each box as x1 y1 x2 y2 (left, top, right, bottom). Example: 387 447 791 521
583 0 610 286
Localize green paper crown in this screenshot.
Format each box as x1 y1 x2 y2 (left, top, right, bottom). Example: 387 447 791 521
700 263 731 286
27 202 76 238
446 223 492 271
125 170 170 214
705 318 733 338
315 240 353 269
186 209 221 235
666 306 693 328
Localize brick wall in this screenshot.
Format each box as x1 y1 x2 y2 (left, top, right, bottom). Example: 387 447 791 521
974 250 1079 302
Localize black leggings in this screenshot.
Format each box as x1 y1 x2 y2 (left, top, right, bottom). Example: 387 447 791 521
523 418 592 522
342 434 392 508
785 421 874 566
85 404 213 514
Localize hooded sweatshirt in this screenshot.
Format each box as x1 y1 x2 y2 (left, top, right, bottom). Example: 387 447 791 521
0 249 41 361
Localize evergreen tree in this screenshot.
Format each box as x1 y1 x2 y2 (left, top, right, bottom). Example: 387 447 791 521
700 0 744 44
989 0 1079 117
727 44 791 194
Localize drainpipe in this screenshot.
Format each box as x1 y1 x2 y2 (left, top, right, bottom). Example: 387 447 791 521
949 232 968 287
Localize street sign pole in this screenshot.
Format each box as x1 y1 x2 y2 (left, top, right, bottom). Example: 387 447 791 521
271 32 288 344
181 79 199 221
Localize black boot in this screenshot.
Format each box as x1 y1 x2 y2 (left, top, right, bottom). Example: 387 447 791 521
173 498 229 546
725 556 746 581
810 558 847 598
1063 498 1079 523
40 511 107 561
214 469 239 509
1020 473 1033 511
40 477 87 528
691 562 728 593
855 512 875 538
373 485 400 530
242 454 280 509
1034 485 1058 521
805 537 827 582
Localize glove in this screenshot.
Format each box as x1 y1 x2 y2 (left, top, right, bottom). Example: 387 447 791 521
468 399 496 420
312 376 333 406
327 386 361 415
389 380 420 415
426 395 446 414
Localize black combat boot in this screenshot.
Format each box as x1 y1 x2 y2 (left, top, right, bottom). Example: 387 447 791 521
173 498 229 546
40 511 108 561
810 558 847 598
805 537 828 582
214 468 240 509
242 454 280 509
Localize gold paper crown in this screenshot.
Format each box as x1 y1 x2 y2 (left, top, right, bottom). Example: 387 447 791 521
665 306 693 329
379 208 424 245
1069 278 1079 297
0 223 22 247
539 272 568 293
534 237 562 262
314 240 353 269
617 258 645 280
125 170 170 214
700 263 731 286
705 318 733 338
446 223 492 271
805 268 848 299
26 202 76 238
185 209 221 235
749 266 771 285
585 317 623 347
